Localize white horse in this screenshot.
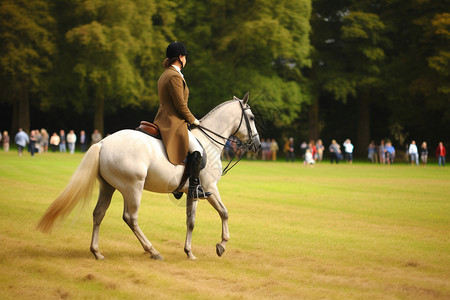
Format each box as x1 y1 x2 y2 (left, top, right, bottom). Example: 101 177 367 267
36 93 261 260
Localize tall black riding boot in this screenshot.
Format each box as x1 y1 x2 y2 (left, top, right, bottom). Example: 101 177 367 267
188 151 211 199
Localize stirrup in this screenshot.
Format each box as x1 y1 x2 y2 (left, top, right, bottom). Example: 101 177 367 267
188 185 211 199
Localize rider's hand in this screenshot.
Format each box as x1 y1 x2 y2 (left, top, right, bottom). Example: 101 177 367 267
192 119 200 126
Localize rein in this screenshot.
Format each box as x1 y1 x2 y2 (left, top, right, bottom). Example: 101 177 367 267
196 100 255 176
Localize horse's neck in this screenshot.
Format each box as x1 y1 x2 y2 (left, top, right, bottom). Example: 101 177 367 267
198 101 241 150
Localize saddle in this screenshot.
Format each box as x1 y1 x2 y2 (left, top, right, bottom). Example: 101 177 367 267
136 121 161 139
135 121 207 199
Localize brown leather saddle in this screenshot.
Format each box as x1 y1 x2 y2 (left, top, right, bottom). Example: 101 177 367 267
136 121 161 139
135 121 207 199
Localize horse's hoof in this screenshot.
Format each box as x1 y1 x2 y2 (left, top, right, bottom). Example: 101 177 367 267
151 254 164 261
216 243 225 257
187 253 197 260
184 248 197 260
92 252 105 260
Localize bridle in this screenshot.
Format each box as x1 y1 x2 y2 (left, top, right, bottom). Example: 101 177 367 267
196 100 259 175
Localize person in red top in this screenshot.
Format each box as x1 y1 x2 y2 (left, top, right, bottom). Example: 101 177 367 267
436 142 446 167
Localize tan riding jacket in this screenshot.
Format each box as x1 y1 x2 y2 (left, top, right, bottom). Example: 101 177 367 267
154 67 196 165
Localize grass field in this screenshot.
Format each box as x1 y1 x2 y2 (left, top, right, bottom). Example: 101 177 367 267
0 151 449 299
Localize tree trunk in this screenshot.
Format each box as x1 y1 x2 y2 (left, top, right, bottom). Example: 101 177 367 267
11 87 30 135
307 65 320 142
356 93 370 157
308 96 320 141
93 93 104 136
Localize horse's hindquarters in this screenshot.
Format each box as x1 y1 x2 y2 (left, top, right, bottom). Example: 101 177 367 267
98 130 185 194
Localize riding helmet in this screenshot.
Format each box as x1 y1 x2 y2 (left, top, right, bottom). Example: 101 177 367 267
166 41 188 59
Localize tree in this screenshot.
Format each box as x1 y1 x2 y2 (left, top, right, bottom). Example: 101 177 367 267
48 0 173 135
310 0 388 154
384 0 450 143
0 0 55 134
174 0 312 128
340 10 386 154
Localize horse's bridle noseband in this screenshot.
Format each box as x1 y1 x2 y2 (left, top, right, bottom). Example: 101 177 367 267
196 100 259 175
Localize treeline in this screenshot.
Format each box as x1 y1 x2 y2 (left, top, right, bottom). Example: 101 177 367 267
1 0 449 155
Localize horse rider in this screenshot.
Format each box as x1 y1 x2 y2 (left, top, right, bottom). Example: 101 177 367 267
153 41 211 200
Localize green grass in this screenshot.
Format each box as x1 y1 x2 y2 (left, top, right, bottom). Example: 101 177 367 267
0 151 449 299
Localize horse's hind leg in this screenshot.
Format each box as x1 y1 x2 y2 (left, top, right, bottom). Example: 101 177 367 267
90 179 115 260
122 183 163 260
184 197 198 260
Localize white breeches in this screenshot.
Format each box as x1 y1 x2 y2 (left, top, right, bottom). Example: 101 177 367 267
188 130 204 156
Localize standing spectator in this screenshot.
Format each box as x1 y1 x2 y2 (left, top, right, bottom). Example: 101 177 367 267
283 139 289 159
2 131 10 152
368 141 377 163
261 138 269 160
264 139 272 160
379 139 386 164
385 141 395 165
33 129 42 153
408 140 419 165
40 129 49 153
329 139 342 164
343 139 354 164
270 139 279 161
285 137 295 162
49 132 60 152
308 140 317 161
67 130 77 154
420 141 428 166
59 130 66 152
14 128 29 156
436 142 446 167
223 138 233 160
79 130 87 152
91 129 102 145
316 139 324 162
29 130 37 156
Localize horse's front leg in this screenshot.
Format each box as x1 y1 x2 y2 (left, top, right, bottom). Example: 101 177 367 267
206 190 229 257
184 197 198 260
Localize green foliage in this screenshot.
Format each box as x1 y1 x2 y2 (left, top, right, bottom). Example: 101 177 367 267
0 0 56 133
63 0 155 111
1 0 449 146
320 10 386 101
176 0 312 123
0 0 55 102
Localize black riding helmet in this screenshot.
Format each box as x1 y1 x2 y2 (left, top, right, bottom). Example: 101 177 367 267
166 41 188 69
166 41 188 59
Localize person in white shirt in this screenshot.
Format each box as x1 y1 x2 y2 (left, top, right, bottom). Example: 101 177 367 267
408 140 419 165
67 130 77 154
343 139 354 164
304 149 315 166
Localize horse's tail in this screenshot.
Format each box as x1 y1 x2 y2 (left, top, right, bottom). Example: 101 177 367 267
36 143 102 233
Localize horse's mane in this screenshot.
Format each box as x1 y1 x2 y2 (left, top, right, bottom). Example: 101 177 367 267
200 99 240 121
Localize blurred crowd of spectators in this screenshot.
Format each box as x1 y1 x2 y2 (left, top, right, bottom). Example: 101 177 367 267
1 128 103 156
234 137 446 167
3 128 447 167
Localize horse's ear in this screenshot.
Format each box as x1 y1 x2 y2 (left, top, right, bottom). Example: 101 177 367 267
243 92 249 104
233 96 239 100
